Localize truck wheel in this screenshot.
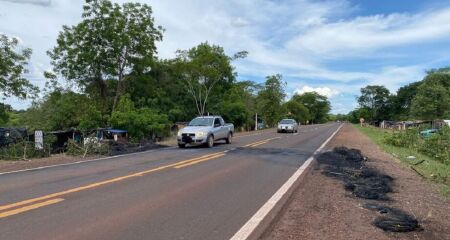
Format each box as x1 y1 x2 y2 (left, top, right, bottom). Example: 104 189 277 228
226 133 232 144
207 135 214 148
178 144 186 148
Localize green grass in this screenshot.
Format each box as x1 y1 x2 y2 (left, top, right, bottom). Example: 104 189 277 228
354 124 450 197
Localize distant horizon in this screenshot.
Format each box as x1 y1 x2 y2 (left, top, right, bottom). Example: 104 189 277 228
2 0 450 113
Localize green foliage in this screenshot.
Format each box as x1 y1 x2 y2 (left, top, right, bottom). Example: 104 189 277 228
219 81 258 129
384 126 450 165
383 128 421 148
124 60 196 122
356 124 450 187
0 34 38 99
357 85 391 121
351 70 450 122
21 91 104 131
328 113 347 122
418 127 450 164
0 133 55 160
410 73 450 120
257 74 286 127
174 42 236 116
284 100 310 124
0 103 12 124
48 0 164 111
110 95 170 140
292 92 330 124
66 139 110 156
391 81 421 120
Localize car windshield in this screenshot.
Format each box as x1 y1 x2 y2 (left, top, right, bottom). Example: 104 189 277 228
280 120 295 124
188 118 214 126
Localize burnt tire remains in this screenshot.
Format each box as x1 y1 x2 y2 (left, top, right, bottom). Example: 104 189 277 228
316 147 421 233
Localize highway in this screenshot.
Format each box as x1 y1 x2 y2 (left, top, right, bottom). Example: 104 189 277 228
0 123 340 240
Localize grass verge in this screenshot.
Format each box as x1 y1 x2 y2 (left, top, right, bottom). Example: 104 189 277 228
354 124 450 198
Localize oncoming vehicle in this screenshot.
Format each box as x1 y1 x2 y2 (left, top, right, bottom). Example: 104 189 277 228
277 119 298 133
177 116 234 148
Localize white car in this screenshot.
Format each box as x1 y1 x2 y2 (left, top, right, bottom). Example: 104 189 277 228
277 119 298 133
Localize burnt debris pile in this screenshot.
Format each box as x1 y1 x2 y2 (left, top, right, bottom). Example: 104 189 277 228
364 203 421 232
316 147 393 200
316 147 421 232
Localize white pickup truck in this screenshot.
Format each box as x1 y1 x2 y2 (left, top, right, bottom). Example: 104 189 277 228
177 116 234 148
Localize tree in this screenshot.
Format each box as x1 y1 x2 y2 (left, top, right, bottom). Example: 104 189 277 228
0 34 38 99
284 100 310 124
219 81 258 129
357 85 391 122
174 42 242 116
21 91 104 131
257 74 286 127
47 0 164 111
293 92 330 124
410 73 450 120
110 95 169 140
391 81 421 120
347 108 371 123
0 103 12 124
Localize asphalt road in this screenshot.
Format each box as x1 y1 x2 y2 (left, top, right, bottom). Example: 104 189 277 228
0 123 340 240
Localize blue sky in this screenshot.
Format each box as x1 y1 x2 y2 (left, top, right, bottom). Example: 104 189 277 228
1 0 450 113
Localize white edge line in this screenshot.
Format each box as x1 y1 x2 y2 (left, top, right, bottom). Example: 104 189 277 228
230 124 343 240
0 146 177 176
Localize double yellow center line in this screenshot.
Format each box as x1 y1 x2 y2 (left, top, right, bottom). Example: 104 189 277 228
0 137 277 218
243 137 280 148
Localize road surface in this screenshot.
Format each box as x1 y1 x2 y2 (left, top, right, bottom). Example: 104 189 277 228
0 123 340 240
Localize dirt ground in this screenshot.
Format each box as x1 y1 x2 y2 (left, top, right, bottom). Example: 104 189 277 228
263 124 450 240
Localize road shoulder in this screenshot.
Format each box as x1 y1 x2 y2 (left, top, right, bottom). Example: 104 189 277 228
0 128 275 174
262 124 450 240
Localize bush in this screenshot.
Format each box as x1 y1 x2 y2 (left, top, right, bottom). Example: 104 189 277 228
383 128 421 148
419 127 450 164
0 134 55 160
384 126 450 165
110 95 171 140
66 139 110 157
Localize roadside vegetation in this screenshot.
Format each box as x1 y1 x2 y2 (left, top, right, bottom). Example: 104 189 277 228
355 124 450 197
0 0 332 160
343 69 450 123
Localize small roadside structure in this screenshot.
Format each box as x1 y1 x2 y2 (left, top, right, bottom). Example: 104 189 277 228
95 128 128 142
48 129 83 153
0 127 28 147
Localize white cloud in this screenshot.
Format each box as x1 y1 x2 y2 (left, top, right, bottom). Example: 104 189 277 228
0 0 448 113
231 17 250 27
294 86 340 98
286 8 450 57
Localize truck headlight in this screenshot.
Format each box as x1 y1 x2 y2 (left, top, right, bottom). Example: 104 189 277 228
177 131 182 137
196 132 205 137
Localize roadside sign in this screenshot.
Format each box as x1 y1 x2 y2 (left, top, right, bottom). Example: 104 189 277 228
35 130 44 150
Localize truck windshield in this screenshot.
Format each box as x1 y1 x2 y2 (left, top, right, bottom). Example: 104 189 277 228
188 118 214 126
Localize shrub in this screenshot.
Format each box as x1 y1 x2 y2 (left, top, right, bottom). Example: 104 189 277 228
110 95 171 140
66 139 110 157
419 127 450 164
0 134 55 160
384 126 450 165
383 128 421 149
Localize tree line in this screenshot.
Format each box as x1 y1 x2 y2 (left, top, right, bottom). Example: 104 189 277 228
344 68 450 124
0 0 331 140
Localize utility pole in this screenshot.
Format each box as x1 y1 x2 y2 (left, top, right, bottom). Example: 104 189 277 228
255 113 258 131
